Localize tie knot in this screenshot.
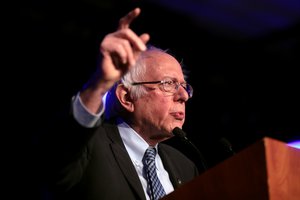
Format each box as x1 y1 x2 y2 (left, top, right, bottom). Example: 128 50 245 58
143 148 156 163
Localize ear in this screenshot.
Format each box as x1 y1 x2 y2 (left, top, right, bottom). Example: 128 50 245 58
115 84 134 112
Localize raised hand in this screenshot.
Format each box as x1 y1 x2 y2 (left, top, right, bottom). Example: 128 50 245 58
100 7 150 83
80 8 150 114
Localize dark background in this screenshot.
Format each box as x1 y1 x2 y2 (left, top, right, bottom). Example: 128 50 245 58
7 0 300 199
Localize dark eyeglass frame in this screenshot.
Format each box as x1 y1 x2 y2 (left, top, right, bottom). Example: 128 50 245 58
131 77 193 98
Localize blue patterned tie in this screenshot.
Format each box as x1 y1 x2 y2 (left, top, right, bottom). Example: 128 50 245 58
143 147 166 200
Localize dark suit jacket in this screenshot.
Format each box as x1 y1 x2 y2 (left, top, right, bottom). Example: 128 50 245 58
43 115 199 200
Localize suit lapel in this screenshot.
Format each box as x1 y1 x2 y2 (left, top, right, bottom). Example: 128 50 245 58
158 145 183 188
104 123 146 200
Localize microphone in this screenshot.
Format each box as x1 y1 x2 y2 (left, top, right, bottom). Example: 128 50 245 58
172 127 208 171
219 137 236 155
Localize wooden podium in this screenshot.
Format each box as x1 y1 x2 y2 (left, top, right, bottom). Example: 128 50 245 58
163 137 300 200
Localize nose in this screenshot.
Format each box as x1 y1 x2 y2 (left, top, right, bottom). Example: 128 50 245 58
175 85 189 102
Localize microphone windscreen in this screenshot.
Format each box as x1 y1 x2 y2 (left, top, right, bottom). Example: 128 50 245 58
172 127 187 138
219 137 236 155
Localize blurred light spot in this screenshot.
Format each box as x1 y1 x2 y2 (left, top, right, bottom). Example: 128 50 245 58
288 141 300 149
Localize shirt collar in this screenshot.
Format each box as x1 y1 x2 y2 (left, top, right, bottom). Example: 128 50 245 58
117 118 158 165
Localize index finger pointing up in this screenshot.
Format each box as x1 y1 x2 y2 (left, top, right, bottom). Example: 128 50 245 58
118 7 141 30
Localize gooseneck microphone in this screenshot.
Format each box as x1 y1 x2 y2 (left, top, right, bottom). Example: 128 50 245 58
172 127 208 171
219 137 236 155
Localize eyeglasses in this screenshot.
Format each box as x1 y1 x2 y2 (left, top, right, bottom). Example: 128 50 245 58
131 77 193 98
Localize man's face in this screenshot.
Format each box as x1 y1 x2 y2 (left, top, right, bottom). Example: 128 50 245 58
132 51 190 143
